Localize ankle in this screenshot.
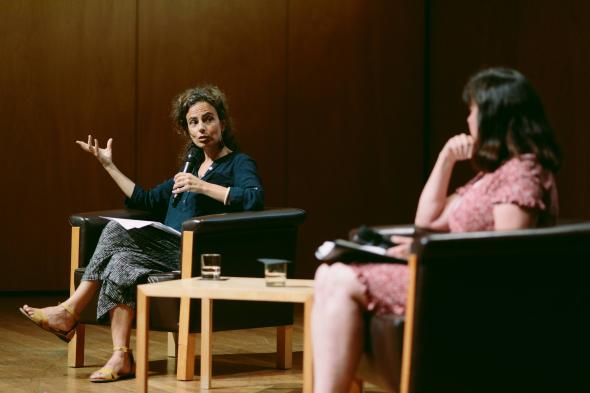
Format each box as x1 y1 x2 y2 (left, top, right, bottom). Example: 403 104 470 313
111 350 126 357
60 302 79 319
113 346 131 357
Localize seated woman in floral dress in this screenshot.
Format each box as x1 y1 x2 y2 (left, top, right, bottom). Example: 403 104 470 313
311 67 561 393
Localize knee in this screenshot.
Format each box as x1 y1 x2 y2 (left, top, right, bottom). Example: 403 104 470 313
102 220 123 236
107 253 126 267
314 263 364 302
105 220 119 229
102 253 132 280
313 263 330 283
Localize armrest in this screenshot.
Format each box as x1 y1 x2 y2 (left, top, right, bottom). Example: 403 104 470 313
371 224 417 237
69 208 159 268
181 208 307 234
69 208 160 227
348 224 417 241
413 221 590 259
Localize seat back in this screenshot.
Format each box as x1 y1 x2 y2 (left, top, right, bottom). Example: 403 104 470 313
405 222 590 393
183 208 302 279
153 208 306 332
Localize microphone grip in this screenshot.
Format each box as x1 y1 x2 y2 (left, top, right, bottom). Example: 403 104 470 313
171 161 192 208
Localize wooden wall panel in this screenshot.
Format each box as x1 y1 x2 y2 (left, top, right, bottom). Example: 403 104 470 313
136 0 288 207
0 1 136 291
7 0 588 290
427 0 590 219
287 0 425 277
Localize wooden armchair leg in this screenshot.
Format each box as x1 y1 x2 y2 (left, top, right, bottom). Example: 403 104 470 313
349 378 364 393
276 325 293 369
167 332 178 358
177 332 196 380
68 324 86 367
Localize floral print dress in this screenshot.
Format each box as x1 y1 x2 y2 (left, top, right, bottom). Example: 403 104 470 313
350 154 558 316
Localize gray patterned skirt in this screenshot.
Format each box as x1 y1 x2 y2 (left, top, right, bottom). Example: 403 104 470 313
82 220 180 322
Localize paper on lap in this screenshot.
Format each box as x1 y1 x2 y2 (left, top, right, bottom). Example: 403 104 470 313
101 216 181 236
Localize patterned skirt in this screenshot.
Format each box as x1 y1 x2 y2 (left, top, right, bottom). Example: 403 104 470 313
81 220 180 322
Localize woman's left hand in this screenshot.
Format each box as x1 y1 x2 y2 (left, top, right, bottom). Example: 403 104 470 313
173 172 207 195
385 236 414 260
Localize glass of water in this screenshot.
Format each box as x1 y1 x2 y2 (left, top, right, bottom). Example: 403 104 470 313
201 253 221 280
258 258 291 287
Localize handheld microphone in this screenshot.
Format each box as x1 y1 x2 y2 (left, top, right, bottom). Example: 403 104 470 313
172 148 198 208
354 225 395 248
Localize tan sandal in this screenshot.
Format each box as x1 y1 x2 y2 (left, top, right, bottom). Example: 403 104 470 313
90 346 136 383
18 303 79 343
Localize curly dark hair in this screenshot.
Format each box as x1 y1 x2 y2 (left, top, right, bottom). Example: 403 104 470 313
171 85 239 162
463 67 561 173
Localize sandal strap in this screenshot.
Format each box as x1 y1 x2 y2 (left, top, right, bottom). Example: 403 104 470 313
58 302 79 319
113 345 131 353
95 367 116 378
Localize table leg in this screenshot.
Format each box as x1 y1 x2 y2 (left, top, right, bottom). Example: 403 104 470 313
136 290 150 393
201 297 213 389
276 325 293 369
303 298 313 393
177 297 195 380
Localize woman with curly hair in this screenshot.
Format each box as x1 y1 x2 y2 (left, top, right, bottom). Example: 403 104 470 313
20 85 263 382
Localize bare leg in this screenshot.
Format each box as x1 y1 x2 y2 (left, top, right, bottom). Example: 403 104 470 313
312 263 368 393
89 304 135 379
21 280 99 331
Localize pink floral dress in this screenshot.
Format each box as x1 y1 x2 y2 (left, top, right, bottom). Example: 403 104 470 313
350 154 558 316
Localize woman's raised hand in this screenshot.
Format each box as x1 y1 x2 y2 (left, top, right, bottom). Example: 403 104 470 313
386 236 413 260
441 133 475 163
75 135 114 167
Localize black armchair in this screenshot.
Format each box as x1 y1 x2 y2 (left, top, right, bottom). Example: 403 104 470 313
354 222 590 393
67 207 306 381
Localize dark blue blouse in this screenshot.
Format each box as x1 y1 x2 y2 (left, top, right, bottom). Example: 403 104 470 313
125 152 264 231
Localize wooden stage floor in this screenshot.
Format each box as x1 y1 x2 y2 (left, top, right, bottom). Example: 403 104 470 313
0 293 386 393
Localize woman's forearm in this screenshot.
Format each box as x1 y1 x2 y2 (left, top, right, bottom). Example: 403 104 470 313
103 163 135 198
198 181 229 204
414 151 455 227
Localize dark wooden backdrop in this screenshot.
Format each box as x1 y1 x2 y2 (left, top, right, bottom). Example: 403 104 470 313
1 0 588 291
426 0 590 222
0 1 137 291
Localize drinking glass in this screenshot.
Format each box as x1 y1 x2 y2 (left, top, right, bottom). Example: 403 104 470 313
201 253 221 280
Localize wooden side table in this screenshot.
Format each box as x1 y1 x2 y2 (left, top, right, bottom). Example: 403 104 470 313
136 277 314 392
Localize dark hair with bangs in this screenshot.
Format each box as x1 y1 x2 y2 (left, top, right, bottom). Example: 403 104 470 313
171 85 238 163
463 67 561 172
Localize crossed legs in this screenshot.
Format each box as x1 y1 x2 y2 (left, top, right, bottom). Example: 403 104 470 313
312 263 368 393
21 280 134 380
